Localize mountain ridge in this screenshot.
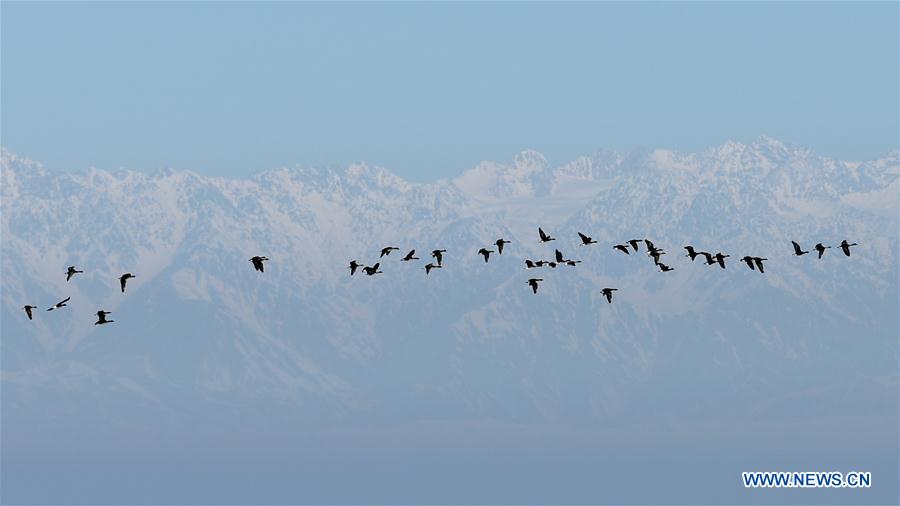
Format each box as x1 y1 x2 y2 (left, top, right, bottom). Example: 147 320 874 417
2 138 897 432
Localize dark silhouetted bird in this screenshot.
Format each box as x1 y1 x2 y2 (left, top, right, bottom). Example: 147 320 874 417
613 244 631 255
401 249 419 261
349 260 362 275
380 247 399 258
250 256 268 272
535 260 548 267
684 246 706 261
713 253 730 269
628 239 643 251
578 232 597 245
548 262 558 268
658 263 674 272
753 257 767 273
648 248 665 265
565 260 581 267
495 239 510 254
477 248 493 263
23 305 36 320
601 288 618 303
66 266 83 282
119 273 135 293
525 260 537 269
431 249 446 266
814 243 831 259
644 239 657 251
700 251 714 265
740 256 756 271
94 310 113 325
47 297 70 311
538 228 555 243
363 263 382 276
839 240 857 257
425 263 442 274
554 249 566 263
527 278 543 294
791 241 809 256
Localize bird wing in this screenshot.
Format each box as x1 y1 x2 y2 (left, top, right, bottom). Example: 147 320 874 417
578 232 589 243
120 277 127 292
792 241 802 254
59 297 71 305
555 249 563 262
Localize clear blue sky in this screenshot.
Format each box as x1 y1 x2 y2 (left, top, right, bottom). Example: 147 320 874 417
2 1 898 181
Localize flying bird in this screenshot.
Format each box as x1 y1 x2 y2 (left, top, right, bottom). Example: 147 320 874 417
613 244 631 255
648 248 665 265
657 262 674 272
47 297 70 311
380 247 400 258
628 239 643 251
839 240 858 257
401 249 419 261
753 257 767 273
527 278 543 294
424 263 442 274
23 305 36 320
814 243 831 259
94 310 114 325
577 232 597 245
495 239 510 254
601 288 618 304
713 253 730 269
684 246 706 261
119 273 135 293
644 239 657 251
349 260 363 275
791 241 809 256
66 266 83 282
538 228 555 243
363 263 382 276
525 260 537 269
547 262 558 268
740 256 756 271
249 256 268 272
477 248 494 263
534 260 549 267
431 249 446 266
554 249 566 263
700 251 714 265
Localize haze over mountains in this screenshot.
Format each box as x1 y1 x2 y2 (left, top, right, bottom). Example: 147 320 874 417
2 137 898 503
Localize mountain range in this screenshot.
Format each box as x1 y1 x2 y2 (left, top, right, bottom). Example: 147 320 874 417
2 137 898 502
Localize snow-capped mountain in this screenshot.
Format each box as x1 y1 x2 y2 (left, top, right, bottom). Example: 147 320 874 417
2 137 897 433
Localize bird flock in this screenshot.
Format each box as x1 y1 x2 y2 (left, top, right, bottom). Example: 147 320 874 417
334 229 859 300
21 268 134 324
22 231 859 324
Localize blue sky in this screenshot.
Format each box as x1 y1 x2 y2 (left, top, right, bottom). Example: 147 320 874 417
2 2 898 181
